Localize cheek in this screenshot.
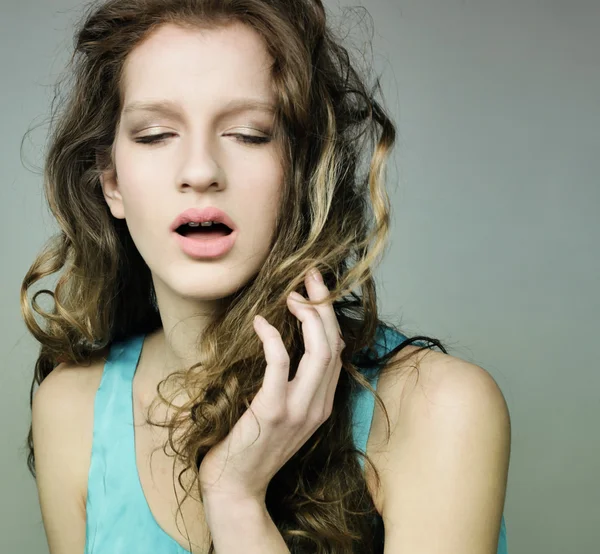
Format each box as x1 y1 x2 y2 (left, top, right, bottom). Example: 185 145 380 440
114 155 161 217
120 184 154 223
115 139 164 189
118 183 163 248
237 160 282 209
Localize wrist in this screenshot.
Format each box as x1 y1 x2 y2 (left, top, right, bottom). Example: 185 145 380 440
202 487 264 507
203 492 269 526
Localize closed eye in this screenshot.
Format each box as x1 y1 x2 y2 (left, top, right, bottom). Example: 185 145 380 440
230 134 271 145
134 133 271 146
134 133 173 145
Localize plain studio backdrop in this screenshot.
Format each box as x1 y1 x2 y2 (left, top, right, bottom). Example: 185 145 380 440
1 1 598 552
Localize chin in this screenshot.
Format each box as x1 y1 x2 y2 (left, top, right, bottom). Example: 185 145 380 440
162 269 244 301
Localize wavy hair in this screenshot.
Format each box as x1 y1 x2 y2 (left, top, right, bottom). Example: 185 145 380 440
21 1 447 552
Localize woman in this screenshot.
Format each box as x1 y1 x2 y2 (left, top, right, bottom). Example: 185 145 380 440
22 1 510 552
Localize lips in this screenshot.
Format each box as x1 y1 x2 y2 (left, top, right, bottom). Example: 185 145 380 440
170 207 237 233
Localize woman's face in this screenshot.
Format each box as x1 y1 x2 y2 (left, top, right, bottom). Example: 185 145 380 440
102 22 283 308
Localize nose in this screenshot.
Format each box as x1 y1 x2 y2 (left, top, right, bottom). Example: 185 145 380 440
175 137 225 193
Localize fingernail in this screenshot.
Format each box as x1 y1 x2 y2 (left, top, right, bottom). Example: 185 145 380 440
310 268 322 282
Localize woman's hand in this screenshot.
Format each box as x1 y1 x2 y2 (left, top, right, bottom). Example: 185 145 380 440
198 267 345 504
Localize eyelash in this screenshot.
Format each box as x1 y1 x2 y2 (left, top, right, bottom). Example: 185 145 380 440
134 133 271 146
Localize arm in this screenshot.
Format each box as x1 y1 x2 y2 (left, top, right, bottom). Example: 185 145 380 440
32 362 100 554
378 351 511 553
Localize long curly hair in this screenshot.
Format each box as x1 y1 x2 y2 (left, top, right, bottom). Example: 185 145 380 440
21 1 447 552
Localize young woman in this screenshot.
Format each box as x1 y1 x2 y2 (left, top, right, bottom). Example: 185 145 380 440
22 1 510 553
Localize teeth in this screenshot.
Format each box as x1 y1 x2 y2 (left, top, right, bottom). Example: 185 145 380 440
187 221 216 227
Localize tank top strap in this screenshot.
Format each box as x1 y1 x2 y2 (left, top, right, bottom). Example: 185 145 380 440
350 325 410 469
85 333 146 551
93 333 145 434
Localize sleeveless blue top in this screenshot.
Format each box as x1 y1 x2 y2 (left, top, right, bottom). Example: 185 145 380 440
84 326 508 553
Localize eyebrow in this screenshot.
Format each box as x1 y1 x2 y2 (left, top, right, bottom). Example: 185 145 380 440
122 98 276 119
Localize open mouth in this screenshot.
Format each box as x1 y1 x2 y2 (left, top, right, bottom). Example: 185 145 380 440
175 223 233 238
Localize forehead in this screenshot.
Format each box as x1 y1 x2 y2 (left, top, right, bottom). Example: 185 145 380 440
121 22 275 107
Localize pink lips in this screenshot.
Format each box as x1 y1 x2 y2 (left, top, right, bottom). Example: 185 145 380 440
174 232 237 259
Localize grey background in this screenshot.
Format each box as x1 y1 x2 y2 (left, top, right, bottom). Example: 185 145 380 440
2 0 598 552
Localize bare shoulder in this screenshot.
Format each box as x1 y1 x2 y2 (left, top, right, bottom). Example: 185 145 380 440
377 344 509 423
366 344 511 514
33 353 108 502
32 351 108 552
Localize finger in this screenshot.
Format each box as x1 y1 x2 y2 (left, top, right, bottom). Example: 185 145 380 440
286 291 333 405
303 269 345 399
304 269 344 347
252 315 290 409
322 358 344 415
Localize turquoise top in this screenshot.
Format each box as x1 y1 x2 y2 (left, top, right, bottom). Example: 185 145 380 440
85 326 508 553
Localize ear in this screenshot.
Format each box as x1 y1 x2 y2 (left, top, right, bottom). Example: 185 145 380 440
99 162 125 220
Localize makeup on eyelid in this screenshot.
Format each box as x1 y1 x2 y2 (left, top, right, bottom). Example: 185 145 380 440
124 106 275 134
